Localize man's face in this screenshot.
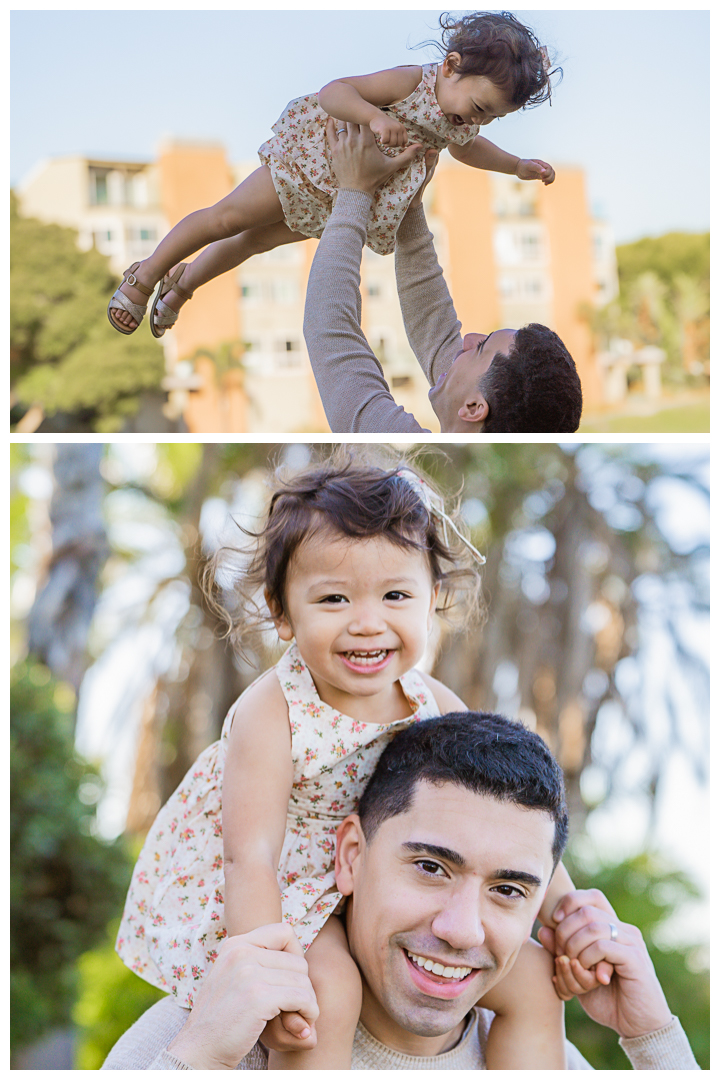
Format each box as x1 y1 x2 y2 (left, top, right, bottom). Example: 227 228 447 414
429 329 517 431
338 780 556 1055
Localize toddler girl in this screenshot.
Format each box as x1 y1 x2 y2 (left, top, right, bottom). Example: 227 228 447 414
116 456 572 1068
108 11 558 336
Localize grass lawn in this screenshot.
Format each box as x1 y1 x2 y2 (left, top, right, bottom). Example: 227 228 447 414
580 398 710 433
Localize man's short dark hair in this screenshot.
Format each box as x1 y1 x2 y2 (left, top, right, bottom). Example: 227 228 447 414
480 324 583 433
358 712 569 867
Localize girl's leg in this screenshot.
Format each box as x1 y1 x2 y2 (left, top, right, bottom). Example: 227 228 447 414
267 916 362 1071
480 938 567 1069
110 165 283 331
156 222 307 323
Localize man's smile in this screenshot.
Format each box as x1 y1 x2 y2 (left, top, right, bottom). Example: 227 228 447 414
406 950 474 981
402 947 483 1000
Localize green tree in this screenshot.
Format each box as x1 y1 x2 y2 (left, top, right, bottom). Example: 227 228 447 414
10 192 166 432
10 660 133 1057
610 232 710 381
563 852 709 1069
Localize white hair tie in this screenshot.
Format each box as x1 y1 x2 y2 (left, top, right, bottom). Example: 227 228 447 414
396 468 486 566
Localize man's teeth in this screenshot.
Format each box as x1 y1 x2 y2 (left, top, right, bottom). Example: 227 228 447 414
344 650 388 665
408 951 472 980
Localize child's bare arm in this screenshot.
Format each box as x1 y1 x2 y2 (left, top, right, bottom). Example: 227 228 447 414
318 66 423 146
538 861 575 927
449 137 555 184
480 938 567 1069
538 864 615 990
222 671 294 936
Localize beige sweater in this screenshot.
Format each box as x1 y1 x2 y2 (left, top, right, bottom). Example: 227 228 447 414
303 189 463 433
101 995 698 1070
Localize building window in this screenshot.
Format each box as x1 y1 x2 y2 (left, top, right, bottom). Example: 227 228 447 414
91 173 108 205
271 279 299 304
519 232 543 261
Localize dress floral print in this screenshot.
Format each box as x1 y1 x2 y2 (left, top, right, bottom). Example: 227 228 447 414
115 643 439 1008
258 63 479 255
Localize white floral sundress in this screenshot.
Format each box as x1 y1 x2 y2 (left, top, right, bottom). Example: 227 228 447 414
258 63 479 255
115 642 439 1008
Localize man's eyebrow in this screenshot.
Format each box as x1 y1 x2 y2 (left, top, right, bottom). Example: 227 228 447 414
493 869 543 888
402 841 466 866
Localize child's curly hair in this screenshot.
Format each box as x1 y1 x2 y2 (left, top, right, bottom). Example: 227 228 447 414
422 10 561 109
203 447 485 657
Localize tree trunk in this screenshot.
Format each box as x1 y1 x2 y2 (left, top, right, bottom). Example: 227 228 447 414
27 444 108 695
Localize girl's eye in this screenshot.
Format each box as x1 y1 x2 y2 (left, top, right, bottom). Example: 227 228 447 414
320 594 347 604
384 590 409 601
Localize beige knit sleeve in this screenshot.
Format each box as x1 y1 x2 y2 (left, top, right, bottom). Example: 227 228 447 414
620 1016 700 1069
394 205 463 387
303 189 428 433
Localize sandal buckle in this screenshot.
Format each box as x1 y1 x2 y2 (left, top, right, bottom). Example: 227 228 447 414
125 273 138 286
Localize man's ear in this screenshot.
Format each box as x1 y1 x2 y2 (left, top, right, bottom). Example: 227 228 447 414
335 814 364 897
264 588 293 642
457 394 489 425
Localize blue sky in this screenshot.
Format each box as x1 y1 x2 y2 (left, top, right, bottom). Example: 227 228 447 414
10 8 710 243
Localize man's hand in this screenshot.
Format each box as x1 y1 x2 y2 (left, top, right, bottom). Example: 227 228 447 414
369 113 409 147
327 117 423 195
166 925 319 1069
516 157 555 185
537 890 673 1040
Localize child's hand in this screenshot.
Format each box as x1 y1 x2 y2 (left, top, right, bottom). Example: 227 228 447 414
516 158 555 185
260 1011 316 1053
552 954 607 1002
369 114 409 148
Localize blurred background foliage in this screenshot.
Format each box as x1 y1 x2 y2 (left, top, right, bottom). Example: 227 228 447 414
10 193 167 433
583 231 710 387
9 442 709 1068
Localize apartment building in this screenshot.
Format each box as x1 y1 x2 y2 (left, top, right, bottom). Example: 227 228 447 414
17 141 617 431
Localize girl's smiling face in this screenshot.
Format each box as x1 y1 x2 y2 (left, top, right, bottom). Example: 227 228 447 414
271 532 439 722
435 54 518 127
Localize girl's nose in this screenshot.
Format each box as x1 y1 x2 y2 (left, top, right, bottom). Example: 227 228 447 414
348 603 386 635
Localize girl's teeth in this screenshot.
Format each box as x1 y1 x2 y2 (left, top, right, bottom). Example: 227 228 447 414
345 650 387 664
408 951 472 980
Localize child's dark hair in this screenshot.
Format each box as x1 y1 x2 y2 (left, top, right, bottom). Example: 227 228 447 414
204 448 484 654
422 11 560 109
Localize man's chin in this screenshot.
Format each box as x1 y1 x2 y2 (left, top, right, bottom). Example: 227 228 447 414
385 946 494 1036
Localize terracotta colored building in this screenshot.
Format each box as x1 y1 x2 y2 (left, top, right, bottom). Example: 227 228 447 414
18 141 616 431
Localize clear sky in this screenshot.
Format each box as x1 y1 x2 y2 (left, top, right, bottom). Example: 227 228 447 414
10 7 710 244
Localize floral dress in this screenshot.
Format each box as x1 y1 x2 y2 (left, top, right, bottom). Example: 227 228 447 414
115 642 439 1008
258 63 479 255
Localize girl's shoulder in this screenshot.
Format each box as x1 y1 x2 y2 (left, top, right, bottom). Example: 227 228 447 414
226 666 289 740
414 670 467 714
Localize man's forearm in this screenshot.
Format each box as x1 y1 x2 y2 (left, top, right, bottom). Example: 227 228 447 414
394 205 463 384
303 189 426 432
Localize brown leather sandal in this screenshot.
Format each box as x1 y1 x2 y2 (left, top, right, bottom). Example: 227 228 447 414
107 263 155 334
150 264 195 338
